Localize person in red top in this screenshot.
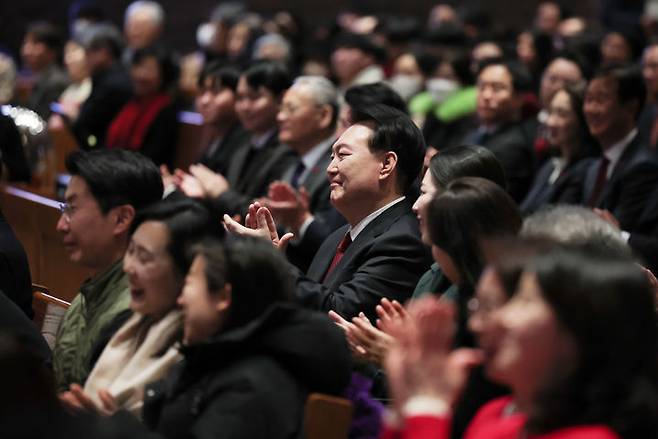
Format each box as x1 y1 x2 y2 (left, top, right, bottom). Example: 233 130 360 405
381 242 658 439
106 45 179 168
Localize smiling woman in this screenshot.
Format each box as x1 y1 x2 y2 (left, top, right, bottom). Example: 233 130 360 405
59 199 224 419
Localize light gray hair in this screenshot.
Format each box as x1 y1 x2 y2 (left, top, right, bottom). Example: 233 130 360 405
125 1 165 26
253 33 292 63
291 75 339 109
522 205 632 258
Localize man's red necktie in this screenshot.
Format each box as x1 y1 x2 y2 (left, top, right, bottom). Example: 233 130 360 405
323 232 352 282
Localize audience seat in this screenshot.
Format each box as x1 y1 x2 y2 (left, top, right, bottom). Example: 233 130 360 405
32 283 70 349
304 393 353 439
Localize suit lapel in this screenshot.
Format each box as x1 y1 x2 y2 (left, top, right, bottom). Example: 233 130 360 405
322 200 410 286
599 135 641 206
300 152 331 198
225 136 252 186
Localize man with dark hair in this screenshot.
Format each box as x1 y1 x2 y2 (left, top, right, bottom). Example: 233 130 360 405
331 33 386 93
195 63 249 176
176 61 296 217
53 149 163 391
228 104 431 320
19 21 69 119
72 23 133 149
463 59 536 201
583 64 658 232
335 82 408 137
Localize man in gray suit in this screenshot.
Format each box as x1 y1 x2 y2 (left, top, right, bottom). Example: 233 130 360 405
260 76 345 271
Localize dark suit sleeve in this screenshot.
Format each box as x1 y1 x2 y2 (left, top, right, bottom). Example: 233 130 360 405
0 291 50 367
610 161 658 231
294 221 430 320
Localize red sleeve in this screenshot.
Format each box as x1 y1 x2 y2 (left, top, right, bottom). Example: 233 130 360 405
532 425 619 439
403 415 451 439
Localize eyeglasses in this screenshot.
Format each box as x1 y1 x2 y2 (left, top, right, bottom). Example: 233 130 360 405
59 202 74 223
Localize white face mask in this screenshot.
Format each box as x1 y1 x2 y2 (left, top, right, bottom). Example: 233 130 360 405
426 78 459 104
388 74 424 101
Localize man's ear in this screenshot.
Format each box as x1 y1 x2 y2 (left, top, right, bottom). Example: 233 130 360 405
379 151 398 181
317 104 333 130
112 205 136 236
214 283 232 313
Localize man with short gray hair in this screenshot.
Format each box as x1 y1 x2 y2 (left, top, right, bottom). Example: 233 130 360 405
261 76 345 270
123 1 165 64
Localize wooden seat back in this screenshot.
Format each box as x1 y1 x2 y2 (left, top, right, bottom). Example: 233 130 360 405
304 393 353 439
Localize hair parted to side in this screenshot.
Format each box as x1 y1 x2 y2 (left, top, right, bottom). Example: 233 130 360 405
350 103 426 193
65 149 163 214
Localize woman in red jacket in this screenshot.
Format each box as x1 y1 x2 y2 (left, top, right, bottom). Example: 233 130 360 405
382 243 658 439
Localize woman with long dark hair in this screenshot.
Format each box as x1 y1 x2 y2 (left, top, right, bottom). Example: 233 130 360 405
382 244 658 438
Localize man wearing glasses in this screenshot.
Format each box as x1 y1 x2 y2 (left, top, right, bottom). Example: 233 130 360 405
53 149 162 392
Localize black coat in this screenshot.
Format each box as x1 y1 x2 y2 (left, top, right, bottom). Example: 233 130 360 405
582 134 658 232
521 157 594 215
0 207 33 318
72 63 133 149
213 131 296 218
123 304 350 439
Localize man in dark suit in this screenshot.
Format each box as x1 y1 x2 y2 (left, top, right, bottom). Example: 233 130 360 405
463 59 536 201
583 64 658 233
259 76 345 271
195 64 249 176
176 62 296 218
227 105 431 320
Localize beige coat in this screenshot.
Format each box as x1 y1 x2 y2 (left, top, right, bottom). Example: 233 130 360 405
84 309 183 418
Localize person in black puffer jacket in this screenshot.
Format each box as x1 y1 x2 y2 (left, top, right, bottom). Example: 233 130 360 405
108 236 351 439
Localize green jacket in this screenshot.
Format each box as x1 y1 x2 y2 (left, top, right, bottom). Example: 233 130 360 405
53 259 130 392
412 263 459 302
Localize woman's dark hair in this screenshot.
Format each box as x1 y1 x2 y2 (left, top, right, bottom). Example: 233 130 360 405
550 83 598 161
242 61 291 97
428 176 522 292
130 199 224 279
131 45 179 92
191 236 294 332
428 144 507 190
526 247 658 438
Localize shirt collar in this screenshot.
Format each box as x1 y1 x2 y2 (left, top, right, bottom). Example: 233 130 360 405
603 128 637 177
348 196 406 241
251 128 276 149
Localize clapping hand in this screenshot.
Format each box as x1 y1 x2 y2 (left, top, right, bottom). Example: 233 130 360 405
59 383 118 416
384 297 484 416
260 181 312 234
223 202 294 250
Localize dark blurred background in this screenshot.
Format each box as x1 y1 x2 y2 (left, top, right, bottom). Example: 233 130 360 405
0 0 598 61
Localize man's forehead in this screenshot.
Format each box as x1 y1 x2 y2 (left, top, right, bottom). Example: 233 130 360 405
333 123 373 149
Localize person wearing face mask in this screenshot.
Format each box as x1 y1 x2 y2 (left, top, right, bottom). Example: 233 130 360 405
59 199 223 419
387 52 425 103
411 51 478 152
